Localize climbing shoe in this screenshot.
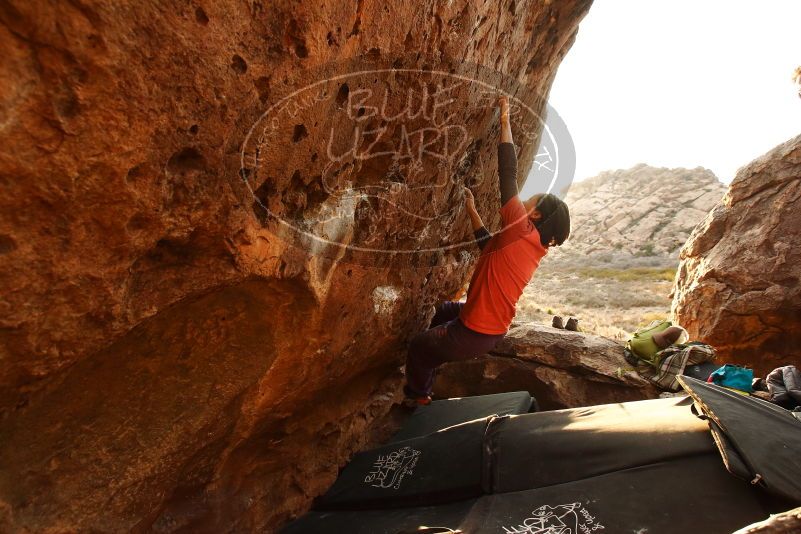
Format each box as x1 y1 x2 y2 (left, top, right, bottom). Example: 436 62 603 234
565 317 580 331
552 316 565 329
401 395 432 409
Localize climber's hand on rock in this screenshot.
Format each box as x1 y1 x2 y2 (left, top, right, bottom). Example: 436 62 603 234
498 96 510 124
463 186 476 213
464 186 484 232
498 96 513 144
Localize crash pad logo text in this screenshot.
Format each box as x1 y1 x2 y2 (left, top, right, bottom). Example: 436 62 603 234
363 446 421 490
502 502 604 534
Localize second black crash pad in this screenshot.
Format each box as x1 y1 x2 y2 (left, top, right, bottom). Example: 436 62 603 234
679 375 801 502
491 395 717 493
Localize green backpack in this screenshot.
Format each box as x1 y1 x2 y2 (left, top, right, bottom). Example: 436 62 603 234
626 320 673 367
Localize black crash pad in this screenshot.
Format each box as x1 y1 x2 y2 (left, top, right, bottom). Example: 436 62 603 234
389 391 533 444
318 397 719 509
492 396 716 493
316 417 497 510
679 375 801 502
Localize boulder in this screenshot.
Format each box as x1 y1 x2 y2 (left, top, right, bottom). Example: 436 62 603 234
0 1 591 531
436 323 660 409
672 135 801 377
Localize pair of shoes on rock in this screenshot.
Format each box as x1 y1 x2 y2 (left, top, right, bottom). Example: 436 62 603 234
552 315 579 331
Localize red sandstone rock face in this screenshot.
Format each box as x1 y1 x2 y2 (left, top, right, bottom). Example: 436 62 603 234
436 323 659 409
672 135 801 377
0 1 591 531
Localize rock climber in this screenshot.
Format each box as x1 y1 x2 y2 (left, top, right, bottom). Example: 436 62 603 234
403 96 571 407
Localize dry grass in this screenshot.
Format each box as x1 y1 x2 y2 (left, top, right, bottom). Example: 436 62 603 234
573 267 676 282
517 261 677 341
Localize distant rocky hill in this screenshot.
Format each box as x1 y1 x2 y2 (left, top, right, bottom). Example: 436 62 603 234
553 164 726 266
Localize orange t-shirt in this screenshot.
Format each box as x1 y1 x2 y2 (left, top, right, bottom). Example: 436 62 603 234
459 197 548 335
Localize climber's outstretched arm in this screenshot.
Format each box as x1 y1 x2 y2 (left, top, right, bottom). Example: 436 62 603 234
464 186 490 250
497 96 518 207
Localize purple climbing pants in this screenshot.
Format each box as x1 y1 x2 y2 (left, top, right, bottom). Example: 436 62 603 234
404 301 505 397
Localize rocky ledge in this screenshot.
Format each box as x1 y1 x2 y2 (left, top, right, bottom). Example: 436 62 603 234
436 323 660 410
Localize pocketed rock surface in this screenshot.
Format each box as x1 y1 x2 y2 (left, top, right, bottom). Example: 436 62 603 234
436 323 660 409
672 135 801 377
0 0 591 531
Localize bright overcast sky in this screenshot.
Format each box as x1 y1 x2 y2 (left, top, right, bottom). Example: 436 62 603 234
546 0 801 184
